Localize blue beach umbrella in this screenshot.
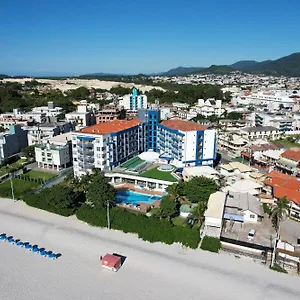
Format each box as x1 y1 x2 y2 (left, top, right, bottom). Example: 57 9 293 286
16 241 24 247
0 235 6 241
0 233 6 237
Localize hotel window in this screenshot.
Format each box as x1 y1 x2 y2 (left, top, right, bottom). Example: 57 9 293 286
96 147 101 151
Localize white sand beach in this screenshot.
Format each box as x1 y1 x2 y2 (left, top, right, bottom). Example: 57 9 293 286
0 197 299 300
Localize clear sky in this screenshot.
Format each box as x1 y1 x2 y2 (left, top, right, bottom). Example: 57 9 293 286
1 0 300 76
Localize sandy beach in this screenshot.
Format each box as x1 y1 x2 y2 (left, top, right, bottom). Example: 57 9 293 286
0 197 299 300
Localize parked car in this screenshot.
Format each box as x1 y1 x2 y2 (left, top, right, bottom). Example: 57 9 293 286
247 229 256 241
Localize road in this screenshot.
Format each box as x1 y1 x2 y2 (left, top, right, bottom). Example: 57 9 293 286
0 198 299 300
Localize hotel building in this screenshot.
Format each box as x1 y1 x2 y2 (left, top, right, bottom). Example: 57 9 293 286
118 88 147 111
72 111 216 176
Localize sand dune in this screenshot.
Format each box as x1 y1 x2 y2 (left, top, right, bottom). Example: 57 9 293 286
1 78 165 93
0 198 299 300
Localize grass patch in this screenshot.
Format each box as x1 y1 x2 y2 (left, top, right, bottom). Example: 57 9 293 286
270 263 288 274
201 236 221 253
0 158 28 176
0 178 40 199
22 170 56 180
140 166 178 182
172 216 187 227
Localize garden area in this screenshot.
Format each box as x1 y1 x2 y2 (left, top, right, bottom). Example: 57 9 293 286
0 178 40 199
0 158 28 177
20 170 57 181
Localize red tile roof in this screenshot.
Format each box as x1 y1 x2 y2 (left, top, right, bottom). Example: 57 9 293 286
160 120 207 131
281 149 300 162
80 119 142 135
263 171 300 205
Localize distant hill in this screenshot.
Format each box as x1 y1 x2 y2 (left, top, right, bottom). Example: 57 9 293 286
229 60 259 70
160 67 205 76
244 53 300 77
200 65 236 74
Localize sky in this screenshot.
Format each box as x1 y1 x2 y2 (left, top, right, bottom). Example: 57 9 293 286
1 0 300 76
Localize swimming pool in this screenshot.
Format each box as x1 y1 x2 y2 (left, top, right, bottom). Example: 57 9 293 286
116 190 162 205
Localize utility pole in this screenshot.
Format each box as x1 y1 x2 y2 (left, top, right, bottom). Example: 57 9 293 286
10 174 15 201
107 200 110 230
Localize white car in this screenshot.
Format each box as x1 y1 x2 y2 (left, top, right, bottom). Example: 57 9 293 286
247 229 256 241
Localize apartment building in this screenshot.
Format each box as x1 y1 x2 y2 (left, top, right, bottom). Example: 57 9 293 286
31 101 63 117
118 88 147 111
35 133 72 170
276 149 300 176
24 121 74 145
65 105 95 129
0 125 28 162
240 126 280 141
218 133 248 156
95 107 125 124
72 120 146 177
245 91 295 110
157 119 216 168
194 98 225 117
255 113 293 132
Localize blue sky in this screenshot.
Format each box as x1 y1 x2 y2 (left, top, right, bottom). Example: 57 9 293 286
1 0 300 75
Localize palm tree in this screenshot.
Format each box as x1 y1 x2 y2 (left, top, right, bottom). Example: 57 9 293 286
192 201 207 225
270 196 289 267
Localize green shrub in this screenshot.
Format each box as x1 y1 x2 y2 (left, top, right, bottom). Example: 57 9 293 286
270 263 288 274
200 236 221 253
76 205 200 248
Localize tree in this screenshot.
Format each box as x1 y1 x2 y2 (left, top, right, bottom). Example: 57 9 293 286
270 197 289 232
270 196 289 267
86 172 116 208
166 182 186 201
184 176 218 203
192 201 207 224
21 145 35 160
159 195 179 220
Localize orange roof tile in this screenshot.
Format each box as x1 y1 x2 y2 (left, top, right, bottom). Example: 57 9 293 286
160 120 207 131
273 186 300 205
80 119 142 135
281 149 300 162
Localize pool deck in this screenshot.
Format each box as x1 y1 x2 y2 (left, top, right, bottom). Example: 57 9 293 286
115 183 163 212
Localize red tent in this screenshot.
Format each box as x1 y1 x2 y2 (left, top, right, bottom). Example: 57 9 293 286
101 254 122 272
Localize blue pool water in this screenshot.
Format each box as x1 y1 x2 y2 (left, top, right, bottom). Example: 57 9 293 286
116 190 162 205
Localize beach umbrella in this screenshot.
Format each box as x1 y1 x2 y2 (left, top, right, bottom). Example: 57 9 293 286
48 253 57 260
0 235 6 241
16 241 24 247
25 244 32 250
0 233 6 237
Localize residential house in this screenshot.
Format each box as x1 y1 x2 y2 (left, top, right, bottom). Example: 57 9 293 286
194 98 225 118
217 133 248 157
65 105 95 130
223 192 264 223
182 166 220 182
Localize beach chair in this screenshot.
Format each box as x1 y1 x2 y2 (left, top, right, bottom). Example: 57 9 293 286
0 234 6 241
16 241 24 247
25 244 32 251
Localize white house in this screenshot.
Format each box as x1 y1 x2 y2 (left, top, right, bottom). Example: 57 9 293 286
182 166 220 181
194 98 225 117
65 105 95 130
35 132 72 170
223 192 264 223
